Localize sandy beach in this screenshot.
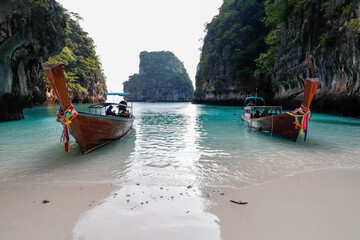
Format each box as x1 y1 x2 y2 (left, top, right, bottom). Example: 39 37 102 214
204 168 360 240
0 183 115 240
1 168 360 239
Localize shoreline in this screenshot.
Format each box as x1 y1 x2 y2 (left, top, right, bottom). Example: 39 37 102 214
203 168 360 240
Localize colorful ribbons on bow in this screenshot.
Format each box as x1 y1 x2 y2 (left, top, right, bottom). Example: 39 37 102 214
287 105 312 141
56 104 78 152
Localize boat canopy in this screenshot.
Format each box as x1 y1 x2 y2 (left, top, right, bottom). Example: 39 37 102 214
245 96 265 106
246 96 264 101
106 93 129 96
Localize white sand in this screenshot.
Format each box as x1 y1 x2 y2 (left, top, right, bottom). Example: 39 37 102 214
73 185 221 240
1 168 360 240
0 183 115 240
203 168 360 240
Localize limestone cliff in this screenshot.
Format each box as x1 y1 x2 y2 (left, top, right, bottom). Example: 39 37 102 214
0 0 107 122
123 51 193 101
194 0 360 117
269 0 360 116
0 0 66 121
193 0 268 105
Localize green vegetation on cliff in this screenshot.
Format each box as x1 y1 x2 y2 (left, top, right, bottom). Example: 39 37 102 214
195 0 268 102
0 0 107 121
256 0 360 91
195 0 360 116
47 12 106 102
255 0 313 83
123 51 193 101
258 0 360 115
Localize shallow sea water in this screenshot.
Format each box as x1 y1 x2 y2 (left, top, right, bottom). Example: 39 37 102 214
1 102 360 239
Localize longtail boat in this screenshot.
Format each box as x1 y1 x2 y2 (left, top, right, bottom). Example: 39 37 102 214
241 78 319 141
42 63 135 154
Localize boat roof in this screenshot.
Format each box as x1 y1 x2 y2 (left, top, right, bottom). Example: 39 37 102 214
106 93 129 96
245 96 264 101
245 96 266 106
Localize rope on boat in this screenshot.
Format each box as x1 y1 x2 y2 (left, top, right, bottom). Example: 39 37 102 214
56 104 78 152
286 104 312 141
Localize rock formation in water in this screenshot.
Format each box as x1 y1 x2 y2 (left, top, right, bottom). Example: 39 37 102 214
123 51 193 101
0 0 106 122
194 0 360 117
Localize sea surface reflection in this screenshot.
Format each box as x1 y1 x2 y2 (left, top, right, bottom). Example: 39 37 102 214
1 102 360 239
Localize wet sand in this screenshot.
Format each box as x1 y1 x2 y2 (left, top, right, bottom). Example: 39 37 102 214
203 168 360 240
72 185 220 240
0 183 115 240
1 168 360 239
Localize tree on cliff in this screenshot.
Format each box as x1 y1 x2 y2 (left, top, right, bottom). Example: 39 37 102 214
123 51 193 101
47 12 106 103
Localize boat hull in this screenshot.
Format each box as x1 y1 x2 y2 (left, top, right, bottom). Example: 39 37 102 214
70 112 134 154
242 113 302 141
42 63 135 154
241 78 318 142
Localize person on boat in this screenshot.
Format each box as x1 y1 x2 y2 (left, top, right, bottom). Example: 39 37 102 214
118 100 127 112
106 106 115 115
253 110 261 118
120 100 127 106
117 100 128 117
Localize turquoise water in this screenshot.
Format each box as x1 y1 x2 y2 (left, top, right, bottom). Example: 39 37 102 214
2 102 360 239
1 102 360 187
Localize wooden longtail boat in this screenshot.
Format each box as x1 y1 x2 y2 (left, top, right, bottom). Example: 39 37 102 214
42 63 135 154
242 78 319 141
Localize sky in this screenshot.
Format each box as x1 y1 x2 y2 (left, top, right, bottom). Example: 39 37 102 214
56 0 223 92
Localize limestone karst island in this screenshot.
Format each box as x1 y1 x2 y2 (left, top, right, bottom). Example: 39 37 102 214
123 51 193 102
1 0 360 240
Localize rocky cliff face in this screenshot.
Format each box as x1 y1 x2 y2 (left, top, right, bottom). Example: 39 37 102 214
193 0 269 105
0 0 66 121
123 51 193 101
0 1 107 122
194 0 360 117
272 0 360 116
